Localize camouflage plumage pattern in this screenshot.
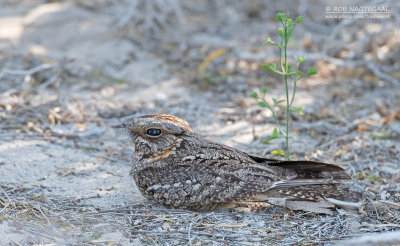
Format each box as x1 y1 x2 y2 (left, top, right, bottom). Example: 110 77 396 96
119 114 363 212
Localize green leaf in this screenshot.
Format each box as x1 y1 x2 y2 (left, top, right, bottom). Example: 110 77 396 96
263 37 274 46
277 135 295 139
262 128 282 144
262 87 268 94
273 127 279 137
370 133 391 140
287 65 292 73
296 16 304 24
287 26 293 39
272 98 285 106
368 175 380 181
108 77 126 84
92 233 102 239
91 69 101 79
258 102 267 108
296 70 306 76
250 92 258 98
278 28 284 39
261 64 276 72
275 13 285 21
307 67 318 75
271 150 285 156
294 106 304 115
262 136 278 144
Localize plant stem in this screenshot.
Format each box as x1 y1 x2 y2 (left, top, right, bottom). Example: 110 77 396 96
284 23 290 160
289 77 297 108
269 105 285 135
279 21 284 73
279 48 283 73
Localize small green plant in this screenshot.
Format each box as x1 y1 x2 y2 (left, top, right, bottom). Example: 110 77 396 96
91 232 102 239
251 12 318 160
91 69 126 84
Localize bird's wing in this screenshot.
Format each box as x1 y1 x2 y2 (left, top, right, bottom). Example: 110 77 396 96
247 153 352 181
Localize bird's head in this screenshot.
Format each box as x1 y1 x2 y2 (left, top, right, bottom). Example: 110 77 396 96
115 114 194 157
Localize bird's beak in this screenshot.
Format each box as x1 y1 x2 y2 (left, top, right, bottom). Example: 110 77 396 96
112 122 127 128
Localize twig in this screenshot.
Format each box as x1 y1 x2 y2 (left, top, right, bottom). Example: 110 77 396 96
37 204 52 226
367 63 399 85
21 228 57 240
187 222 192 245
367 197 380 220
0 64 56 78
36 74 59 90
378 200 400 210
8 238 23 246
0 188 11 214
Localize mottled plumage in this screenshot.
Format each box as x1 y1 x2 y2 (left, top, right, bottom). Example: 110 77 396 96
118 114 363 213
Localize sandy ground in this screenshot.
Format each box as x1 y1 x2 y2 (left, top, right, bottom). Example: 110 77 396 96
1 0 400 245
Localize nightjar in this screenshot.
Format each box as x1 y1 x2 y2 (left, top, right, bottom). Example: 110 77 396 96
117 114 363 213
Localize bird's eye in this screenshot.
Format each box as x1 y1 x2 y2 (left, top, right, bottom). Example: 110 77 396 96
146 129 162 136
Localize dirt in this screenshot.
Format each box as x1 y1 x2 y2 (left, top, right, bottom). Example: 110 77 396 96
1 0 400 245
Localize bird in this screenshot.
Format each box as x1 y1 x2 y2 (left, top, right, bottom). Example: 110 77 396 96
116 114 364 213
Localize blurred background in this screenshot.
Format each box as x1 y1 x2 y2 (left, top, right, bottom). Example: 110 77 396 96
1 0 399 156
0 0 400 244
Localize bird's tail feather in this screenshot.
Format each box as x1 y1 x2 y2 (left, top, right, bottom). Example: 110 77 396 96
254 183 364 213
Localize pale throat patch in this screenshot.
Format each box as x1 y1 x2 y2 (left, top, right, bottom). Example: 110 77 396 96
146 138 183 162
